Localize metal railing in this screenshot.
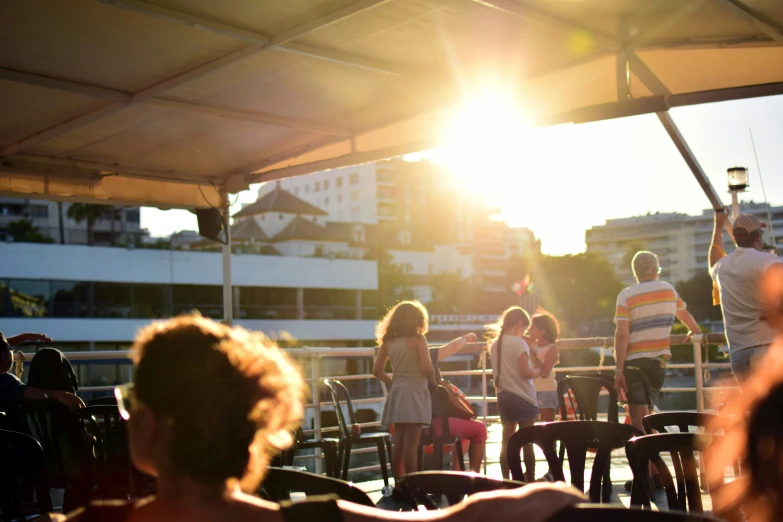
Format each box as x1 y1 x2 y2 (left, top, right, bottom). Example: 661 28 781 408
59 333 732 476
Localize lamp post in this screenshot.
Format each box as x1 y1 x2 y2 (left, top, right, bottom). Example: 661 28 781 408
727 167 748 220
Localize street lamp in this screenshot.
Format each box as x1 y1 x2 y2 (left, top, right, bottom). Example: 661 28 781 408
727 166 748 219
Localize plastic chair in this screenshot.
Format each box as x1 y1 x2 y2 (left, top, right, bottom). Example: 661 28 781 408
558 375 619 423
547 504 723 521
80 405 137 499
279 427 341 478
322 379 392 486
397 471 524 509
259 467 375 507
642 412 719 435
86 396 118 407
25 400 101 512
508 421 642 503
417 385 464 472
625 432 719 512
0 429 54 521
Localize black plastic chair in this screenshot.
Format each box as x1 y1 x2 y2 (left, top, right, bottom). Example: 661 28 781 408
508 421 642 503
558 375 619 423
25 400 101 512
86 396 118 407
279 427 341 478
642 412 719 435
322 379 392 486
417 385 464 472
259 467 375 507
547 504 722 521
80 405 138 499
397 471 524 509
625 432 718 513
0 429 54 521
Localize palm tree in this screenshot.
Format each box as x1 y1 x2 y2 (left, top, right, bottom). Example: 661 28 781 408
66 203 109 245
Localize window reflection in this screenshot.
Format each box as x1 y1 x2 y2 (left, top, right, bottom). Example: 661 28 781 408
9 280 50 317
93 283 132 318
52 281 90 317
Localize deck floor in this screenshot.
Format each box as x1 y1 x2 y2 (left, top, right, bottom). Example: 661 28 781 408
353 424 723 512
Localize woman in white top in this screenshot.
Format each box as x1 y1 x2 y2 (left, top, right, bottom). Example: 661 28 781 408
529 311 561 423
487 307 540 480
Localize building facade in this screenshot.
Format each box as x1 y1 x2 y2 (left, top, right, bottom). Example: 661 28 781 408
586 202 783 285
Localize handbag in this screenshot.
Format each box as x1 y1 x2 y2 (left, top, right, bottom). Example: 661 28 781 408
442 380 476 419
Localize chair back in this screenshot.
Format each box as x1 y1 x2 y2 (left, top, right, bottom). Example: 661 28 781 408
642 412 719 435
81 405 135 497
86 396 118 407
0 428 54 519
547 504 723 521
558 375 619 423
625 432 718 513
25 400 99 488
259 467 375 507
322 379 350 439
508 421 641 502
398 471 523 509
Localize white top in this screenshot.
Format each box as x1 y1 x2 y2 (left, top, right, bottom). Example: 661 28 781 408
532 343 558 392
710 247 783 352
490 335 537 406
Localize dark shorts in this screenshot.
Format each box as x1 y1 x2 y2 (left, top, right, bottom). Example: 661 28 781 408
731 344 770 383
497 391 539 422
624 358 666 408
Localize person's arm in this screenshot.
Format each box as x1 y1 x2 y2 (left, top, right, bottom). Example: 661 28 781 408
761 262 783 329
24 387 85 410
6 332 51 346
436 333 477 362
538 345 559 379
372 344 392 386
710 210 729 268
516 351 540 379
675 309 701 343
613 321 630 395
415 336 437 387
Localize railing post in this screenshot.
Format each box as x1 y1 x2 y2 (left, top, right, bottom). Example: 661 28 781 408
311 354 323 475
481 349 488 475
693 336 705 412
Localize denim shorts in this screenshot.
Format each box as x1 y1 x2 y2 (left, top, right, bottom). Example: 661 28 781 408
731 344 770 383
497 391 539 422
536 391 559 410
624 358 666 408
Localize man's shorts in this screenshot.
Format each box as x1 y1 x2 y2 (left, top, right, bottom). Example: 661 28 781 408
624 357 666 408
731 344 770 383
497 391 539 422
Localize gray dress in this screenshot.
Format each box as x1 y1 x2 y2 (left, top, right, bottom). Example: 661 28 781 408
380 338 432 427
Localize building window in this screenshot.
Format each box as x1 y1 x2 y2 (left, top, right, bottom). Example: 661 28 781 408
337 194 342 203
93 282 132 318
51 281 90 317
8 280 51 317
324 197 329 206
125 209 140 222
336 177 343 188
350 173 359 185
337 210 343 220
398 230 412 245
279 214 284 220
315 182 321 192
351 208 360 221
30 205 49 218
324 180 330 190
351 191 359 202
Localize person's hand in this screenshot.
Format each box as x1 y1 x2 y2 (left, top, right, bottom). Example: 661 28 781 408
614 372 628 403
51 390 85 411
715 210 729 227
464 333 477 343
23 333 51 343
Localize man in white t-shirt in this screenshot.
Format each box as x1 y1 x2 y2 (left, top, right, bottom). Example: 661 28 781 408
710 212 783 385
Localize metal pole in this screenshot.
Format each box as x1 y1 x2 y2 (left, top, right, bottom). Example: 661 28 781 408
692 336 705 412
730 191 740 220
481 349 488 475
221 191 233 325
311 355 323 475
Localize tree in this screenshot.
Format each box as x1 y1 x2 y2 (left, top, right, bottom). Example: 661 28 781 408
66 203 110 245
428 272 477 314
363 248 414 314
532 253 624 337
622 240 648 269
675 273 723 322
6 220 54 243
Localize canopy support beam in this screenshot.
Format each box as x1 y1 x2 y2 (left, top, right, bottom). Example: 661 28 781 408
221 190 233 326
715 0 783 42
1 0 387 157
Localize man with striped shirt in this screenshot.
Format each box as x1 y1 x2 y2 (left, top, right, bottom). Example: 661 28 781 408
613 251 701 433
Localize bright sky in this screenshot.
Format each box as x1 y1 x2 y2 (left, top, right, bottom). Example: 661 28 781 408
142 94 783 256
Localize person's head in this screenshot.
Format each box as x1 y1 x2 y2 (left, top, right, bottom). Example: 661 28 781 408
632 251 660 282
486 307 531 344
122 315 304 493
528 310 560 345
734 214 766 250
375 300 429 345
0 333 11 374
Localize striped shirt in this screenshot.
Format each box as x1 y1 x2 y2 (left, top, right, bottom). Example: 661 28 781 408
614 280 686 360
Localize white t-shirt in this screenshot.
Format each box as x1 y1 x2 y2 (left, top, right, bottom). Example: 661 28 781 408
490 335 537 406
710 247 783 352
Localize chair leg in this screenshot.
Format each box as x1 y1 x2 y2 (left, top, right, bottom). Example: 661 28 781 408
417 443 424 472
341 440 352 481
455 439 465 472
602 459 612 502
385 437 393 471
434 441 444 470
376 439 389 487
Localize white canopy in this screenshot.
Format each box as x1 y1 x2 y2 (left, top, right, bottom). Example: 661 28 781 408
2 0 783 209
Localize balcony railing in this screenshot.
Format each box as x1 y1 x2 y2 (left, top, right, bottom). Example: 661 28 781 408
56 332 731 476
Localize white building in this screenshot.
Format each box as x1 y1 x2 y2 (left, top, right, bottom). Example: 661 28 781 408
586 202 783 285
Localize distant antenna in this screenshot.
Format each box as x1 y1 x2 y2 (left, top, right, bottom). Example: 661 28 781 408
749 129 777 251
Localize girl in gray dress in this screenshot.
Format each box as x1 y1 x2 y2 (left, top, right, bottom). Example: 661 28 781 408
373 301 437 479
